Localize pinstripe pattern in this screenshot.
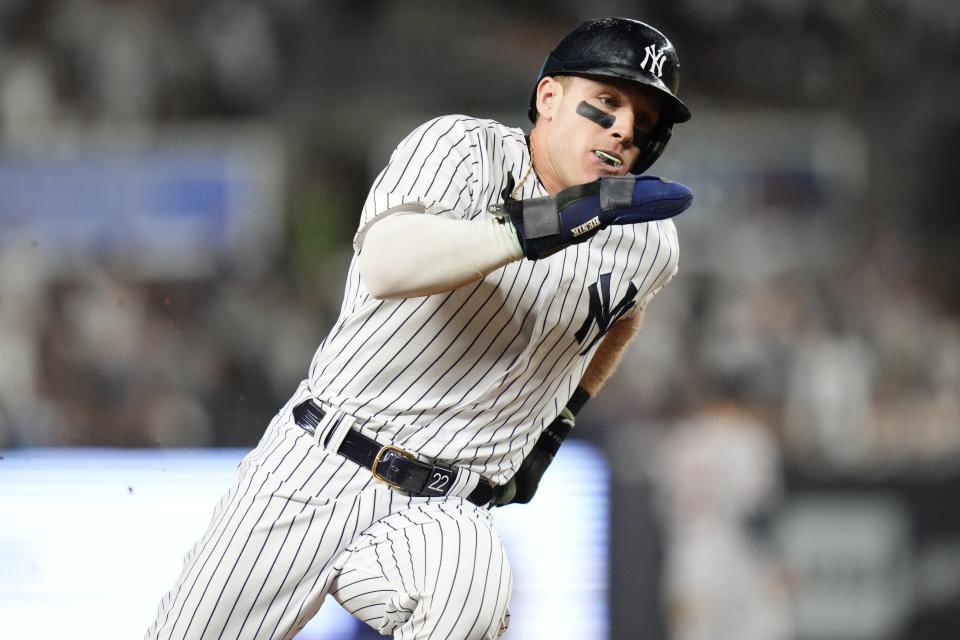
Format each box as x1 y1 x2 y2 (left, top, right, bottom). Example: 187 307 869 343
310 115 678 483
331 502 511 638
147 113 679 638
146 394 510 639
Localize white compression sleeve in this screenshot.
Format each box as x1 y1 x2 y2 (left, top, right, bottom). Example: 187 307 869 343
358 211 524 299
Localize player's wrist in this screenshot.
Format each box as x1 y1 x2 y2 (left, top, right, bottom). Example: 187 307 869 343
567 385 590 415
538 386 588 455
496 216 525 260
538 419 570 457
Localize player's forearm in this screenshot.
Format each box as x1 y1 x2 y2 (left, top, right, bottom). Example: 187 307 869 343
579 308 645 395
359 212 524 299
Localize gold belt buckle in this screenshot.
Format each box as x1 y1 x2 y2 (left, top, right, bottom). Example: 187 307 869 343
371 444 415 488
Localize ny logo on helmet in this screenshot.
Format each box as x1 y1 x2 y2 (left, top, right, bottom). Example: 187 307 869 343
640 44 666 78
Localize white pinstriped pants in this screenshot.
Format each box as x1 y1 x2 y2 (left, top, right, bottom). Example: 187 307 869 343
145 399 512 639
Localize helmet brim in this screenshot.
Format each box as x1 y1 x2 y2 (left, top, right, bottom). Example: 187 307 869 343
528 64 691 125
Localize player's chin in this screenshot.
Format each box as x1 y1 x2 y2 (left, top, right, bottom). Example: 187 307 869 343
586 166 625 182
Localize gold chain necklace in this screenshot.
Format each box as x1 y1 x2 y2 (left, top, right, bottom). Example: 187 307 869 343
510 148 535 199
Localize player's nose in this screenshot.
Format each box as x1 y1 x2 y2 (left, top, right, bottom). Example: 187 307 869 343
609 109 635 147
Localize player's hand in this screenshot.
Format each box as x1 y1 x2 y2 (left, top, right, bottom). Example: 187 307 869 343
499 174 692 260
492 408 575 507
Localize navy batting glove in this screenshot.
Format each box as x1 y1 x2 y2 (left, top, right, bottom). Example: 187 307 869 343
492 407 575 507
499 174 692 260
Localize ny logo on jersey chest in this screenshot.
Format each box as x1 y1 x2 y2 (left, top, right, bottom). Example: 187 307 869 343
575 273 639 354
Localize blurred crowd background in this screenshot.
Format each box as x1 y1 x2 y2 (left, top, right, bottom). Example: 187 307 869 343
1 1 959 639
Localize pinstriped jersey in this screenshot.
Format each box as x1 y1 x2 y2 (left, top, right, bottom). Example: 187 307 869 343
303 114 679 483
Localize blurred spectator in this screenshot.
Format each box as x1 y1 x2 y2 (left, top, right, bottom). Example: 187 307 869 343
0 13 59 146
653 393 792 640
0 245 52 446
197 0 281 113
50 0 165 123
783 284 876 470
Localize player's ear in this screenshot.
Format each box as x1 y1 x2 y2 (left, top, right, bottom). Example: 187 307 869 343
535 76 564 121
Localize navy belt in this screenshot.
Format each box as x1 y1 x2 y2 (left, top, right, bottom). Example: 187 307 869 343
292 399 493 507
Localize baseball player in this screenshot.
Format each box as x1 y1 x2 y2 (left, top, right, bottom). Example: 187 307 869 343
147 17 692 640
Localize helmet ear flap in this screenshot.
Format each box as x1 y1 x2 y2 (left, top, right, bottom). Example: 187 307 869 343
631 122 672 175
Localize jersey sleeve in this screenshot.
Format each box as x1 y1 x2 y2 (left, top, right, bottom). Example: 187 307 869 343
636 219 680 314
354 115 481 252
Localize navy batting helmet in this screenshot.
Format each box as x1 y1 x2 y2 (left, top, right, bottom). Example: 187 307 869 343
529 17 691 173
